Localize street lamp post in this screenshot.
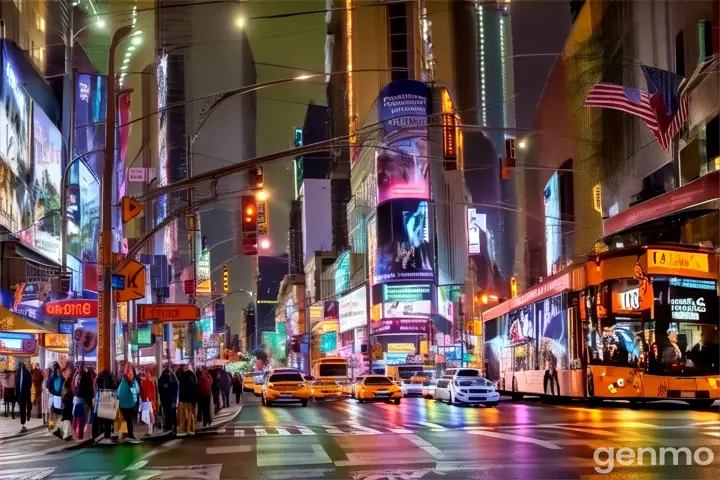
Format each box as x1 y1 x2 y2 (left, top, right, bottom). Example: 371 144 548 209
98 25 133 374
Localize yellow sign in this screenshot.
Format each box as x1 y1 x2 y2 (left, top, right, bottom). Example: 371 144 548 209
592 184 602 214
387 343 415 354
647 249 709 274
196 279 211 294
45 334 69 350
114 260 146 302
121 196 144 224
117 302 128 323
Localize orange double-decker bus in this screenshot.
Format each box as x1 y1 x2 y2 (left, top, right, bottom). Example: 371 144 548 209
483 244 719 407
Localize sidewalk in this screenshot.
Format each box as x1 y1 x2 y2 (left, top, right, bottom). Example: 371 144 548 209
0 411 44 440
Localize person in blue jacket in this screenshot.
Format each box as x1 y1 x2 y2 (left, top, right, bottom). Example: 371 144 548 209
117 365 141 443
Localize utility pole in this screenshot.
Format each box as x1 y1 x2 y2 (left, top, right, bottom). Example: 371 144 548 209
98 25 132 374
187 135 197 368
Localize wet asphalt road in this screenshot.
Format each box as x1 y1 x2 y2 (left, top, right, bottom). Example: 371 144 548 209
1 393 718 479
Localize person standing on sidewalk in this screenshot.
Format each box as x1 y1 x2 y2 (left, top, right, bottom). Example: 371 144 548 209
47 362 63 431
31 365 43 419
92 369 116 443
54 367 74 441
117 365 141 444
72 365 94 440
15 361 32 433
158 366 179 435
176 365 197 437
232 374 242 404
197 368 213 428
139 371 157 437
41 368 51 426
2 369 17 419
218 367 231 409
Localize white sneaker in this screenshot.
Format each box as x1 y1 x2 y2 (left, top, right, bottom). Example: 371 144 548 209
176 432 187 437
188 431 195 436
127 438 142 444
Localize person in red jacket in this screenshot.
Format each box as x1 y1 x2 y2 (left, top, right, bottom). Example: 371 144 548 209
139 372 158 436
197 368 213 427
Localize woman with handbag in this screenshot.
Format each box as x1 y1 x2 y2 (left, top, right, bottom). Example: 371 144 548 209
53 367 74 441
47 362 63 431
93 369 117 443
117 365 141 443
139 371 157 436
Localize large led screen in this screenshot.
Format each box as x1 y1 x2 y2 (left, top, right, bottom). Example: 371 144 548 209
339 286 367 333
32 106 63 263
544 172 561 276
376 80 429 204
381 284 431 319
79 162 100 264
367 214 377 287
374 199 434 284
74 73 107 178
0 46 32 235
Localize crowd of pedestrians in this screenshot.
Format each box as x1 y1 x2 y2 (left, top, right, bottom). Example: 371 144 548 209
1 360 243 444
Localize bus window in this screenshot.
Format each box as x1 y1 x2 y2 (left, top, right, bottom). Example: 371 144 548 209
587 317 645 368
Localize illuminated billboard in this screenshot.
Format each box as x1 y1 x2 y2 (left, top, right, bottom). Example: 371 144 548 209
335 251 350 295
375 80 430 204
32 105 63 263
374 199 434 284
367 214 377 287
74 73 107 178
380 284 431 319
544 172 561 276
339 286 367 333
0 45 32 236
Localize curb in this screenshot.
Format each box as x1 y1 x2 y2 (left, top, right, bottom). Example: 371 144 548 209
197 405 244 436
0 424 45 441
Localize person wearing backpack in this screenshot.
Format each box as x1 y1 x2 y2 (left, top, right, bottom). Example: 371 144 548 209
47 362 63 431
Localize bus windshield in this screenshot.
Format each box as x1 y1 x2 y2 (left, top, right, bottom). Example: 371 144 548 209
318 363 348 377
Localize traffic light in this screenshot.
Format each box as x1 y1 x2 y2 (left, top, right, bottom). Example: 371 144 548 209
223 265 229 293
240 195 258 255
505 138 516 161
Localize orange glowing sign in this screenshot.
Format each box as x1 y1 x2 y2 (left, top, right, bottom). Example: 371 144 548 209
45 334 69 350
44 300 98 318
647 249 709 274
137 303 200 323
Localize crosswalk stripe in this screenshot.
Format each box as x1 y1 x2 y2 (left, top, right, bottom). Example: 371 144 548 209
405 434 446 460
348 424 383 435
275 428 291 436
298 427 315 435
415 421 447 431
255 428 268 436
389 428 413 434
207 445 252 455
234 429 245 437
322 425 344 434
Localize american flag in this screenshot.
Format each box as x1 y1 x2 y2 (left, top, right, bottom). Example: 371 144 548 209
641 66 688 152
584 83 659 132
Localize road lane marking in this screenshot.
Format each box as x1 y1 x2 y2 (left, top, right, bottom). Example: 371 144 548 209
389 428 413 434
275 428 291 436
216 428 226 434
256 443 332 467
125 460 148 470
416 421 447 431
500 425 617 436
261 468 335 479
207 445 253 455
406 434 446 460
467 429 562 450
334 449 435 467
298 427 315 435
234 429 245 437
348 424 383 435
702 432 720 438
323 425 344 434
255 428 268 436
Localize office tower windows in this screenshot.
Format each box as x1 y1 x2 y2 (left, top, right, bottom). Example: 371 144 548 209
388 1 410 81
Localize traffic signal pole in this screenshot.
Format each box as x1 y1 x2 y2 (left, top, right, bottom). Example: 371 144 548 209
98 25 132 374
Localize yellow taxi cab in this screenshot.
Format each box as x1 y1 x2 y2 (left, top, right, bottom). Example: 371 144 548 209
262 369 311 407
310 378 344 400
354 375 402 404
252 372 268 397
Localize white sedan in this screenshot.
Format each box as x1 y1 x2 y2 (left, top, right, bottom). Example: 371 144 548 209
400 378 435 398
434 369 499 406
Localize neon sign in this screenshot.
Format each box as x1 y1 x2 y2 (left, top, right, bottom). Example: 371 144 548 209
44 300 98 318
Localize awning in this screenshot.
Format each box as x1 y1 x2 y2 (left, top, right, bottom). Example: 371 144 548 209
603 170 720 237
0 306 54 334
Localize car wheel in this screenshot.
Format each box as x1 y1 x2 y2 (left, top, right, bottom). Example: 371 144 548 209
301 399 308 407
394 398 401 405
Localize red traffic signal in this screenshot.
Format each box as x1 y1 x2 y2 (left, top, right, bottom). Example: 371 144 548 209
240 195 258 255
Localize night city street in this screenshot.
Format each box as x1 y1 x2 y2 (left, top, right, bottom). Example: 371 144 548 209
1 395 718 480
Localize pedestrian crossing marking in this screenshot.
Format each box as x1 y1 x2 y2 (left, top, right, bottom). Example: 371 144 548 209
206 445 252 455
298 427 315 435
254 428 268 436
275 428 291 436
389 428 413 434
234 429 244 437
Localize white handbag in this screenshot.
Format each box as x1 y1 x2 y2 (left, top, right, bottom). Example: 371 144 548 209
96 390 119 420
52 395 62 410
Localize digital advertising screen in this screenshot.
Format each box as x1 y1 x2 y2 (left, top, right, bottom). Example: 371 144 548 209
544 172 561 277
156 55 169 255
376 80 430 204
79 162 100 264
320 331 337 353
113 92 131 253
0 45 32 235
339 286 367 333
32 105 63 263
334 251 350 295
437 285 454 323
374 199 434 284
380 284 432 319
74 73 107 179
367 214 377 287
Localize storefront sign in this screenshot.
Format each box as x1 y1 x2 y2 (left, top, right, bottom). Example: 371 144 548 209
371 318 427 335
44 300 98 318
45 334 69 350
137 304 200 322
620 288 640 310
603 170 719 236
647 250 709 274
670 296 707 321
339 286 367 333
387 343 415 354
